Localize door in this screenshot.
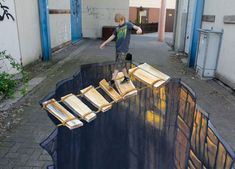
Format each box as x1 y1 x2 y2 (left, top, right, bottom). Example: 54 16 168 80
70 0 82 42
184 0 196 54
165 9 175 32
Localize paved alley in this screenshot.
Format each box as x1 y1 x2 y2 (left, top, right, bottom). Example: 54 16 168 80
0 33 235 168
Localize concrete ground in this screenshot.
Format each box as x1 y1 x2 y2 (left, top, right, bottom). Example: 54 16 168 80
0 33 234 169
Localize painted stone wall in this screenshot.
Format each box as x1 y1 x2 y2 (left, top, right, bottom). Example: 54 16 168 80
0 0 21 73
15 0 41 66
82 0 129 38
174 0 188 51
0 0 42 72
48 0 71 49
202 0 235 89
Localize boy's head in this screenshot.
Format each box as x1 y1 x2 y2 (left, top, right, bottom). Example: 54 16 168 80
115 13 125 25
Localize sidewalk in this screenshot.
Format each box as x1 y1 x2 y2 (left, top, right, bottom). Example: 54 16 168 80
0 33 234 168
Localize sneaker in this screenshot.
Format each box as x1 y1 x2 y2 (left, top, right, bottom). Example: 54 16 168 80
109 80 115 87
121 77 130 84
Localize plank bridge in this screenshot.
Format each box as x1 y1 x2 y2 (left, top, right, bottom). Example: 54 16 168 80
42 63 170 129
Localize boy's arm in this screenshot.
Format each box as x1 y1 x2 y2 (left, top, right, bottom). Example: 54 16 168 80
100 34 116 49
133 25 142 34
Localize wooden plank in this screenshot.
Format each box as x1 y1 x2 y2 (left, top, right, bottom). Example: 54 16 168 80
138 63 170 81
80 86 112 112
43 99 83 129
115 72 137 99
153 80 166 88
61 94 96 123
129 67 164 87
99 79 122 102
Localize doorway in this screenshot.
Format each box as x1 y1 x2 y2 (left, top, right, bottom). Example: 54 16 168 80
70 0 82 43
39 0 82 61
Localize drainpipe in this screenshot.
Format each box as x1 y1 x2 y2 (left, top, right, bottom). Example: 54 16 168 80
13 0 23 66
158 0 167 42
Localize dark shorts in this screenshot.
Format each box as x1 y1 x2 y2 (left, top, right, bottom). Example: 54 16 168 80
115 53 126 71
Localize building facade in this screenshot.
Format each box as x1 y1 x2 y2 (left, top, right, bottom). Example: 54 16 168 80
0 0 41 73
129 0 176 32
0 0 129 73
174 0 235 89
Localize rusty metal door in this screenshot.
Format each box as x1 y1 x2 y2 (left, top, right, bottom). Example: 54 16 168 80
165 9 175 32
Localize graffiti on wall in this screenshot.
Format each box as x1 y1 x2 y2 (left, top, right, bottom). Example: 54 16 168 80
0 0 15 21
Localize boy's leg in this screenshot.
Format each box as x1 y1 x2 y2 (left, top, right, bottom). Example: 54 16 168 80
122 68 129 78
109 69 118 86
111 52 130 85
121 67 130 84
112 69 119 80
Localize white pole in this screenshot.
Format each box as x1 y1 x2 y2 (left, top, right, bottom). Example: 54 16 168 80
159 0 167 42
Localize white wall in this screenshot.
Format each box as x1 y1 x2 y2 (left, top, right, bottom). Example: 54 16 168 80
15 0 42 66
50 15 71 48
0 0 21 73
48 0 70 9
82 0 129 38
130 0 176 9
184 0 196 54
202 0 235 88
174 0 188 51
48 0 71 48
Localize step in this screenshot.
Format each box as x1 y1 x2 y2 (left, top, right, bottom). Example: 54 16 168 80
115 72 138 99
138 63 170 81
129 67 165 88
61 94 96 123
99 79 122 102
43 99 83 129
80 85 112 112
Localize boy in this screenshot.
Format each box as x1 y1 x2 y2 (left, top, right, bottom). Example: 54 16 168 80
100 13 142 86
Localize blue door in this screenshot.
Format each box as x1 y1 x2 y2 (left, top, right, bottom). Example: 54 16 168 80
70 0 82 42
189 0 204 67
39 0 51 61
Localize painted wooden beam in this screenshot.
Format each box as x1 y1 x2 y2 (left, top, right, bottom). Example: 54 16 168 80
49 9 71 14
224 15 235 24
38 0 51 61
202 15 215 22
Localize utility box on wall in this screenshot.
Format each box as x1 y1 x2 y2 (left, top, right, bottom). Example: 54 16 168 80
196 29 223 79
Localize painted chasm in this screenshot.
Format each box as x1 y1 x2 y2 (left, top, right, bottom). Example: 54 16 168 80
40 62 235 169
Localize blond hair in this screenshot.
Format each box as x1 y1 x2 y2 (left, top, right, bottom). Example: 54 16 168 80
115 13 126 22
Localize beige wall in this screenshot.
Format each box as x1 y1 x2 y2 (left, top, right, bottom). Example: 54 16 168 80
202 0 235 89
48 0 71 48
82 0 129 38
174 0 188 51
48 0 70 9
0 0 21 73
1 0 42 71
15 0 42 66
